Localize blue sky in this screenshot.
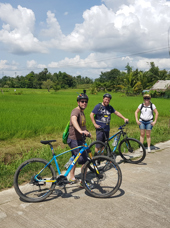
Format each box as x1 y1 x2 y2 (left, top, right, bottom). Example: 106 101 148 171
1 0 170 79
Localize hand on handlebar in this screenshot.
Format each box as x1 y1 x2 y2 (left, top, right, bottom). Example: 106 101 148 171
124 118 129 123
81 130 91 137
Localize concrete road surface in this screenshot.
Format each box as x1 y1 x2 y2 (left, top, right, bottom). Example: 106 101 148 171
0 140 170 228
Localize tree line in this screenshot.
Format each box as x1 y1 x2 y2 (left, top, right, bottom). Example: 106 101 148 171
0 62 170 97
91 62 170 97
0 68 93 91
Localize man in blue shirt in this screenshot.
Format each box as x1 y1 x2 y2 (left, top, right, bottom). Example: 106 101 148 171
90 93 129 152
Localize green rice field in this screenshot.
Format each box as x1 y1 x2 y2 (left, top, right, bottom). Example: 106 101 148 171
0 88 170 190
1 88 169 140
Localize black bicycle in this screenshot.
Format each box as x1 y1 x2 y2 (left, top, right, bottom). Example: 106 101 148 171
88 122 146 164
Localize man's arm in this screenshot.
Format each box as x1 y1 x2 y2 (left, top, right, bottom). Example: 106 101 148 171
114 111 129 123
71 116 89 136
90 112 101 129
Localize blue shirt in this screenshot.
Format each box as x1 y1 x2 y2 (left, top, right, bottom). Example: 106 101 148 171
92 103 116 132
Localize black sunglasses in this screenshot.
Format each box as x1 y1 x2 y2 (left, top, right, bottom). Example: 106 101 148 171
80 100 88 103
144 97 150 100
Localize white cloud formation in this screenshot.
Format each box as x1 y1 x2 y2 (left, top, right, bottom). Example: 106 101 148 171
41 11 64 39
27 60 46 69
1 1 170 78
0 60 17 70
0 3 47 54
42 0 170 57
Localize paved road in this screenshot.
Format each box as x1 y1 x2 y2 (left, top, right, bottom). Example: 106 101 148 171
0 141 170 228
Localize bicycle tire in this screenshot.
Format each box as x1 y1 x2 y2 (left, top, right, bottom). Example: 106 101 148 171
81 156 122 198
14 158 56 202
118 138 146 164
88 141 110 172
88 140 109 156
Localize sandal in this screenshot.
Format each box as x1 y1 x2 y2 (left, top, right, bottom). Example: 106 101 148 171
69 178 79 184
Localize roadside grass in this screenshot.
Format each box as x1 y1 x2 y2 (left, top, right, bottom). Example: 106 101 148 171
0 88 170 190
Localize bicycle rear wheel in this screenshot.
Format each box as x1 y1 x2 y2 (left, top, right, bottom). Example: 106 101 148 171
119 138 146 164
14 158 56 202
81 156 122 198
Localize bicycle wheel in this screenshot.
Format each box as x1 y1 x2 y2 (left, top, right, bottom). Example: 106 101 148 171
81 156 122 198
14 158 56 202
119 138 146 164
88 141 110 173
88 140 109 156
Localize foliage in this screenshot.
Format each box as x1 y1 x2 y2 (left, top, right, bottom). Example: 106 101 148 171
42 79 54 92
1 62 170 98
0 69 93 90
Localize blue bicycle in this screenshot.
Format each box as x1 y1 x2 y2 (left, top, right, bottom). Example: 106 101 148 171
14 135 122 202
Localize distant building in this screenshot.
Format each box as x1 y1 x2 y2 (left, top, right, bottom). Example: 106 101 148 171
149 80 170 91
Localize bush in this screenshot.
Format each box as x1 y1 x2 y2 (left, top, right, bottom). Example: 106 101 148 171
164 89 170 98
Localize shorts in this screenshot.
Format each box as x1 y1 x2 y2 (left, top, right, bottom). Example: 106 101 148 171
139 120 153 130
67 138 88 165
96 130 109 148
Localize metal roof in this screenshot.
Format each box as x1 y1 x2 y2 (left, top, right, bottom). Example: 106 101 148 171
150 80 170 90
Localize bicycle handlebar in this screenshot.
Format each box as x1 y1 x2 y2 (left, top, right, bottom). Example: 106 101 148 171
82 133 91 140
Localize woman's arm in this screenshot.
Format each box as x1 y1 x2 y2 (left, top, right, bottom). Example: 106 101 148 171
135 108 141 125
151 109 159 126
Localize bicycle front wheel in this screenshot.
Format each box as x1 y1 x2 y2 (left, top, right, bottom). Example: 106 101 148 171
81 156 122 198
14 158 56 202
88 140 109 156
119 138 146 164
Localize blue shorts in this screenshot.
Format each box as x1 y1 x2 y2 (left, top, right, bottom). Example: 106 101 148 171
139 120 153 130
67 138 88 165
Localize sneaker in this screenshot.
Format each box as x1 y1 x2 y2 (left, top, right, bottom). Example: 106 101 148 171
147 147 151 153
140 146 143 152
79 181 93 189
69 178 79 185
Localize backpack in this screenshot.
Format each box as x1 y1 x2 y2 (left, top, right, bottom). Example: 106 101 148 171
140 102 153 121
94 103 111 120
62 121 70 144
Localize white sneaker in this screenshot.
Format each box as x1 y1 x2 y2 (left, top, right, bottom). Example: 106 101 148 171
140 147 143 152
147 147 151 153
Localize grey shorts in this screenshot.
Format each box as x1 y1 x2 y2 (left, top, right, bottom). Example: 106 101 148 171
96 130 109 142
67 138 88 165
96 130 109 148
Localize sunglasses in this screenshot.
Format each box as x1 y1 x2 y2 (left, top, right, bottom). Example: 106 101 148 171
80 100 88 103
144 97 150 100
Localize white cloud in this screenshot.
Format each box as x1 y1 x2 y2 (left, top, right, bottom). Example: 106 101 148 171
0 3 47 54
0 60 17 70
27 60 37 68
41 11 64 39
137 57 170 70
44 0 170 56
27 60 46 69
1 1 170 78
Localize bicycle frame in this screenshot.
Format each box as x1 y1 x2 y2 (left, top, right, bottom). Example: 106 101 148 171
35 141 96 183
99 124 128 155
